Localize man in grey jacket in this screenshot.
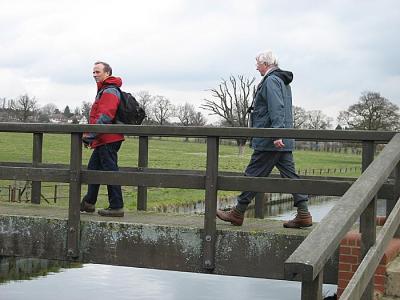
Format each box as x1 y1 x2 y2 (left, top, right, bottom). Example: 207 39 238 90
216 50 312 228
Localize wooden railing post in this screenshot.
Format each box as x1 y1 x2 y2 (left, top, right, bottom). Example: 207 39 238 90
137 136 149 211
392 162 400 238
301 270 323 300
31 133 43 204
360 141 376 300
67 133 82 259
203 136 219 270
254 193 264 219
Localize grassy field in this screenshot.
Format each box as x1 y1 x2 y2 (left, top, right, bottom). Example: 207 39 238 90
0 132 362 210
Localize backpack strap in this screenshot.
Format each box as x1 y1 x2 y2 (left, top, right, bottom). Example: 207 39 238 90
97 85 121 101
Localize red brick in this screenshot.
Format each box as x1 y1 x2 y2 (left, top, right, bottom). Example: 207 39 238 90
340 238 349 246
339 263 352 272
337 288 344 298
374 275 385 286
384 238 400 263
344 231 361 247
375 284 385 294
339 271 354 281
351 264 360 272
338 279 349 290
351 247 361 257
340 254 359 264
375 265 386 276
340 246 352 255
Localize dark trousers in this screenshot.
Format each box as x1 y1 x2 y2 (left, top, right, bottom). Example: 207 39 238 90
83 141 123 209
236 150 308 211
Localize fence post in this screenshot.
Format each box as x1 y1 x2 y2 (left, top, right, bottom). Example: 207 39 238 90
203 136 219 270
137 136 148 211
391 162 400 238
254 193 264 219
31 133 43 204
54 184 58 203
67 133 82 259
301 270 323 300
360 140 376 300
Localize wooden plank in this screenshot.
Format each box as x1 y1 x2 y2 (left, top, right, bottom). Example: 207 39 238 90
301 270 323 300
81 171 205 189
0 123 394 142
284 133 400 282
31 133 43 204
203 137 219 270
340 195 400 300
254 193 264 219
137 136 148 211
67 133 82 259
0 166 70 182
359 141 376 300
218 176 353 196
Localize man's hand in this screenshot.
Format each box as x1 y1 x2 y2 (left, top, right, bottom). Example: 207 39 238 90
273 139 285 149
82 133 95 148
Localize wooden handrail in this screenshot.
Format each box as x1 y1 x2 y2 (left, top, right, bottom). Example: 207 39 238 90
0 123 395 142
284 133 400 282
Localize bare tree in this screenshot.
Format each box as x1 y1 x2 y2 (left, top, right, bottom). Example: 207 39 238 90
191 111 206 126
40 103 58 116
338 91 400 130
176 103 206 126
293 105 308 129
152 95 173 125
135 91 153 124
202 75 256 154
80 101 92 123
305 110 332 130
305 110 332 150
9 94 38 122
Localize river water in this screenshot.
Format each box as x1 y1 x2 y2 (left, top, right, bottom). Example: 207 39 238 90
0 197 386 300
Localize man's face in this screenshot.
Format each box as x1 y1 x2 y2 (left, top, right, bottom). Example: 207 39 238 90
93 64 109 83
256 61 268 76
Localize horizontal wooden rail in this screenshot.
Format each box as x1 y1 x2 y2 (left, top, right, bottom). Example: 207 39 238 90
284 133 400 282
0 165 394 198
0 123 395 142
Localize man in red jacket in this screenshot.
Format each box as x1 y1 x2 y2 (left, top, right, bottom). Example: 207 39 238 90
80 61 125 217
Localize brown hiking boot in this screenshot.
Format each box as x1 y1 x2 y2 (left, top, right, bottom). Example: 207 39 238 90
98 208 124 217
80 200 95 213
216 208 244 226
283 211 312 228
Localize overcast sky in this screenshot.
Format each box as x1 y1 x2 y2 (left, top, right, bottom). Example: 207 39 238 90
1 0 399 123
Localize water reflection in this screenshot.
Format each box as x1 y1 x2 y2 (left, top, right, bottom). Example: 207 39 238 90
0 263 336 300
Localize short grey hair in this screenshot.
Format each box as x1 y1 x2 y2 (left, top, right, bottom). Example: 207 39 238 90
256 51 278 67
94 61 112 75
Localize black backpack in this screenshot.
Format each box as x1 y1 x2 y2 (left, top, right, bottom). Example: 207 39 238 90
99 86 146 125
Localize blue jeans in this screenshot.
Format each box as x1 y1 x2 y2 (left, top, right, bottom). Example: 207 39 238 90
83 141 123 209
236 150 308 212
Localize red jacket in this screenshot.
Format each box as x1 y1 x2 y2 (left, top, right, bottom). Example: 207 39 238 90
89 76 125 148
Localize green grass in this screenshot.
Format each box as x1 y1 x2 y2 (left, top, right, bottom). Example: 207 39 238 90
0 133 362 210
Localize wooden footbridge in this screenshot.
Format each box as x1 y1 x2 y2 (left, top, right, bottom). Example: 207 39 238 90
0 123 399 300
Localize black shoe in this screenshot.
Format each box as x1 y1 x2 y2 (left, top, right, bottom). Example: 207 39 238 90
80 200 95 213
98 208 124 217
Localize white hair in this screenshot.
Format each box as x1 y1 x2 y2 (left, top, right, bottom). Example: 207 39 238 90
256 51 279 66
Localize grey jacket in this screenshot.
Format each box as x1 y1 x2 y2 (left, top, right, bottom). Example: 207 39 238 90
250 68 294 151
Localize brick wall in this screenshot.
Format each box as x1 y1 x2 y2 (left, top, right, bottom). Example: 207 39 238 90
337 223 400 299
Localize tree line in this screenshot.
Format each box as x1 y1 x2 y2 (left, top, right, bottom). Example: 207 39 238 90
1 76 398 133
0 92 207 127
